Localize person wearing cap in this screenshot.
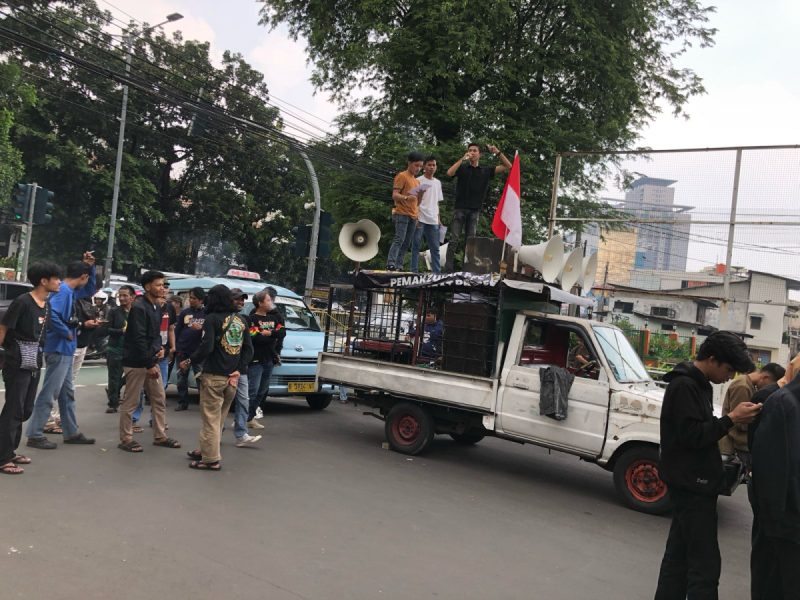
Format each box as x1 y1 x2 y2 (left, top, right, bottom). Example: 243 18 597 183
229 288 261 446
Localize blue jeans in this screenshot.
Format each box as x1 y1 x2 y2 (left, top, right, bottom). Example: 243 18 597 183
233 373 250 439
27 353 80 439
247 361 274 420
133 356 168 423
411 223 441 273
387 214 417 270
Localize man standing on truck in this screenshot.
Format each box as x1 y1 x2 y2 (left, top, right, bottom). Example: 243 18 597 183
654 331 762 600
444 143 511 271
387 151 425 271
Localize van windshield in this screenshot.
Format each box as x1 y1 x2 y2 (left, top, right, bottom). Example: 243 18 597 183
592 325 651 383
276 297 321 331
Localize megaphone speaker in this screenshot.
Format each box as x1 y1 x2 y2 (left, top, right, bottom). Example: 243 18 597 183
339 219 381 262
557 246 583 291
582 252 598 292
517 235 565 283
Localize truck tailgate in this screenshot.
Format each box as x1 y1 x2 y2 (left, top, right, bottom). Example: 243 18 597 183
317 353 495 413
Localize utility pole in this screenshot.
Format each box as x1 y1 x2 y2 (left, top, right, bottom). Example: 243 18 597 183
297 149 321 301
18 182 38 280
720 148 742 330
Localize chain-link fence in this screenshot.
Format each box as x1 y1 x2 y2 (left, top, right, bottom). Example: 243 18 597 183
549 145 800 366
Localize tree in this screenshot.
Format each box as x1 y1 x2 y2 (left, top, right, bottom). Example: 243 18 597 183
259 0 716 259
0 62 34 198
0 1 310 290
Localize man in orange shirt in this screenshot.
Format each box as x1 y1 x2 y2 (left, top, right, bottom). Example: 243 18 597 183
387 151 424 271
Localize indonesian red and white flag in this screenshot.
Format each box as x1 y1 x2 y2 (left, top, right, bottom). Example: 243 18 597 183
491 151 522 248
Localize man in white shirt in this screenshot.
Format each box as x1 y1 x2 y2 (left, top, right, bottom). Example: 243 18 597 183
411 156 443 273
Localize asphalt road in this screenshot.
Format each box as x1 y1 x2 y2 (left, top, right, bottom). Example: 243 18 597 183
1 363 753 600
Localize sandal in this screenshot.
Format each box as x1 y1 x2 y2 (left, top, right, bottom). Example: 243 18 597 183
189 460 220 471
43 425 63 434
132 425 144 433
12 455 32 465
1 462 24 474
117 440 143 453
153 438 181 449
186 449 202 461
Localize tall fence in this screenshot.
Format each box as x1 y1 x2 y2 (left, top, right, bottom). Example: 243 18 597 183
547 145 800 364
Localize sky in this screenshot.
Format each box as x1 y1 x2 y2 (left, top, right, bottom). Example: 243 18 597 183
98 0 800 279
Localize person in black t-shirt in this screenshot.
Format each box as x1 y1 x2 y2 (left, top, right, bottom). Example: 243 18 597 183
444 142 511 271
0 261 62 474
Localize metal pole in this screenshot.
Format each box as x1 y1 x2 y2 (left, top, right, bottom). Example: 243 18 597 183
297 149 321 301
104 32 133 288
721 148 743 330
547 154 562 238
20 182 38 279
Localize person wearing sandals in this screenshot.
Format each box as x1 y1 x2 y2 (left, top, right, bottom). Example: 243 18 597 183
181 284 252 470
26 253 97 449
0 262 62 474
117 270 180 453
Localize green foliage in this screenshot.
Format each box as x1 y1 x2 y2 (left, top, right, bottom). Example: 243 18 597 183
0 3 310 290
0 62 35 198
647 333 693 367
259 0 716 271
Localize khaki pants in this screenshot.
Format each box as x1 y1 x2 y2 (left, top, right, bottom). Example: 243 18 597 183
198 373 236 463
119 367 167 444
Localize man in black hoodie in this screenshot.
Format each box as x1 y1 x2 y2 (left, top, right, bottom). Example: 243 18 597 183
750 374 800 599
655 331 761 600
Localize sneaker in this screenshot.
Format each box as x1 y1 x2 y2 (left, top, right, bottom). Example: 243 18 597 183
175 404 188 412
255 407 264 420
27 437 57 450
106 407 118 413
63 433 96 445
247 419 265 430
235 434 262 447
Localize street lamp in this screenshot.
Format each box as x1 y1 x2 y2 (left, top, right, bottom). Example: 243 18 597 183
104 13 184 286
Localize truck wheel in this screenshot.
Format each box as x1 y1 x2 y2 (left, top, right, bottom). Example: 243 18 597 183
306 394 332 411
613 446 672 515
385 402 435 455
449 430 486 445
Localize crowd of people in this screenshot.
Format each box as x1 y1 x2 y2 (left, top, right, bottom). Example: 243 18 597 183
0 254 285 475
387 143 512 273
655 332 800 599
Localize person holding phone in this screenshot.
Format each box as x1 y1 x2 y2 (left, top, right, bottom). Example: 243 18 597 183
444 143 511 271
654 331 762 599
26 252 97 449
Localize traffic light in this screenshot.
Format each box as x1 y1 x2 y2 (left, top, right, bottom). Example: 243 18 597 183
11 183 30 221
317 211 333 258
291 224 312 257
33 187 55 225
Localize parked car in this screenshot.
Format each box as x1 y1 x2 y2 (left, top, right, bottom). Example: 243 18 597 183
0 280 33 320
167 272 336 410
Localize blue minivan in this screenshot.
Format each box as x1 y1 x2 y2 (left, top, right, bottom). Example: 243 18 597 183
168 274 335 410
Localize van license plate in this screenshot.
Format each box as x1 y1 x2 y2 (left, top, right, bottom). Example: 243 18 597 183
288 382 316 393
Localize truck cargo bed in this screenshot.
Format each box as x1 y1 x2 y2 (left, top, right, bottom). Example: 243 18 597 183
317 353 496 413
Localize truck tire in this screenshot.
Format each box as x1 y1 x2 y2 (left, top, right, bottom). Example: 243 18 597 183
306 394 332 411
613 446 672 515
449 430 486 445
385 402 435 455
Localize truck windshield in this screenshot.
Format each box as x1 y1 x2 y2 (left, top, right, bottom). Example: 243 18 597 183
592 325 651 383
276 297 321 332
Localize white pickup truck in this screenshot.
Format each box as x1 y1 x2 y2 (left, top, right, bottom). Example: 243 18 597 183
318 303 670 514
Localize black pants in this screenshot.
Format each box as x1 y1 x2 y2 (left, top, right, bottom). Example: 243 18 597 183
655 488 721 600
444 208 479 271
106 353 123 408
751 497 800 599
0 368 40 464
